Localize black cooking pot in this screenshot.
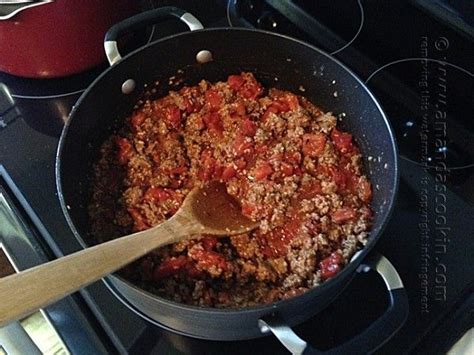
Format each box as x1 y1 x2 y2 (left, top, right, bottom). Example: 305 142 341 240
56 7 408 354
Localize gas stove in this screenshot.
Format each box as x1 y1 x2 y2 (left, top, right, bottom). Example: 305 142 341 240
0 0 473 354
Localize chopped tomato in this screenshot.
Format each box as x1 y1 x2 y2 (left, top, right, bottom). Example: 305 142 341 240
241 117 257 137
128 208 149 231
239 76 263 100
184 262 204 278
212 164 224 180
283 216 302 239
144 187 171 202
222 165 237 181
261 105 279 122
115 137 133 165
269 153 284 165
330 166 348 190
317 164 347 190
283 93 299 110
285 151 302 164
261 95 300 122
281 162 294 176
299 180 322 199
241 202 256 218
201 236 219 251
153 256 188 279
180 86 202 113
270 90 299 110
254 162 273 181
228 74 245 90
205 90 222 111
331 128 354 153
130 112 145 129
241 85 260 99
235 158 247 170
302 133 327 157
163 105 182 129
255 144 269 154
320 252 343 280
345 172 359 194
270 100 290 113
203 112 223 134
234 100 246 116
192 115 205 130
182 97 195 114
198 152 223 181
169 179 183 189
304 219 321 235
198 151 216 181
150 145 162 164
331 207 357 224
189 249 227 272
199 251 227 271
259 226 294 258
233 135 254 157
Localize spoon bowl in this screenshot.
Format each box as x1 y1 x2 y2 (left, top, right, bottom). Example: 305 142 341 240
183 181 259 235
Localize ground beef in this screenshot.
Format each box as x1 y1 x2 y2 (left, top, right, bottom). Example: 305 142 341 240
89 72 373 308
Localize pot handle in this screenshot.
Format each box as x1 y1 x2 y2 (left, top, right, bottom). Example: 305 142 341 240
0 0 52 20
259 254 409 355
104 7 203 66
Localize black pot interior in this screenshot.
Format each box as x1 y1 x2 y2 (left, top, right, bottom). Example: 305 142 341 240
57 28 398 304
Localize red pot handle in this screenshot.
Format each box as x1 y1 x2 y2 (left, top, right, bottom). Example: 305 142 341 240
103 7 203 66
259 253 409 354
0 0 52 20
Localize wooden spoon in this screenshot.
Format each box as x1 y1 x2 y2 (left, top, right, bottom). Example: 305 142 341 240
0 182 258 327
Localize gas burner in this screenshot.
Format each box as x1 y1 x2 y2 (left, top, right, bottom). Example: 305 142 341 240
227 0 364 55
365 57 474 170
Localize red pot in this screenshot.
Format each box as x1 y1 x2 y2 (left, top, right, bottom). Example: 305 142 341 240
0 0 140 78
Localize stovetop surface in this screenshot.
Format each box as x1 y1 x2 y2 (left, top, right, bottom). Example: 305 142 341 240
0 0 473 354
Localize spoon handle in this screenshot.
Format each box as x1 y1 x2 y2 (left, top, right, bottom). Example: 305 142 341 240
0 215 189 327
